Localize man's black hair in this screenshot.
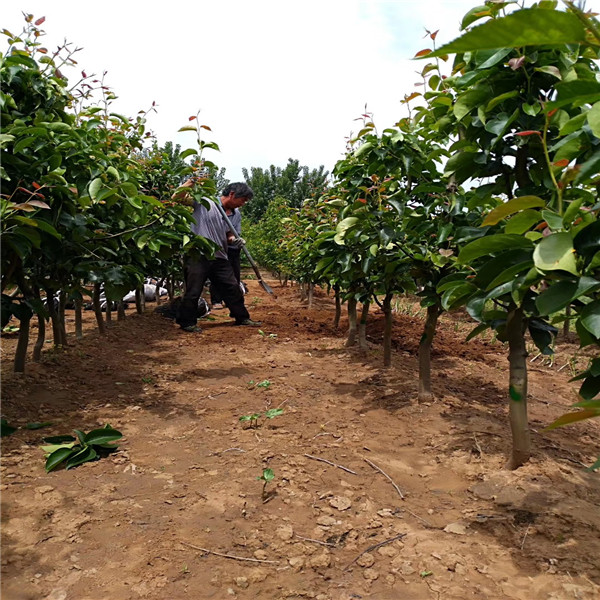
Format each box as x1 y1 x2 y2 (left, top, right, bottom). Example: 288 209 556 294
222 182 254 200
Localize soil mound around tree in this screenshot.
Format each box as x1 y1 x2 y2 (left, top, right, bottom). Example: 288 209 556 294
1 280 598 600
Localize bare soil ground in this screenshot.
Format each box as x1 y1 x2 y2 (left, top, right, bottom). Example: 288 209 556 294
1 278 599 600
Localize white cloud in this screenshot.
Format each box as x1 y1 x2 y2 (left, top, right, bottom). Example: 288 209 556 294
5 0 477 181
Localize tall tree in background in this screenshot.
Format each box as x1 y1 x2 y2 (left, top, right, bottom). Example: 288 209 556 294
242 159 329 222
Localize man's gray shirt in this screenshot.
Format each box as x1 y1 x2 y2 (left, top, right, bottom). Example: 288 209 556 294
191 199 240 260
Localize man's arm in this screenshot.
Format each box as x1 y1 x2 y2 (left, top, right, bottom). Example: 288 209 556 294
171 179 195 204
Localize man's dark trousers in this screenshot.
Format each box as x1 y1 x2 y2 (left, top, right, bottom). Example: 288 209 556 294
176 257 249 328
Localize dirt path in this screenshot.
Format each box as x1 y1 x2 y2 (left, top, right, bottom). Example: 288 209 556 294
1 280 599 600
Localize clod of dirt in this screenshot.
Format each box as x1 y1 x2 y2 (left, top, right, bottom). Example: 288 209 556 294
329 496 352 511
443 522 468 535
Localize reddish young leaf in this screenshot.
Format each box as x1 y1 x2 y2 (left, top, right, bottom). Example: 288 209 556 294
32 181 41 190
34 16 46 26
547 108 558 117
188 115 196 121
553 159 569 167
414 48 432 58
430 30 439 41
515 130 542 137
508 56 525 70
82 70 87 78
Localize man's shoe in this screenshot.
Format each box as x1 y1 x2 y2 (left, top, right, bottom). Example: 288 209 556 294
181 325 202 333
236 318 262 327
212 303 225 310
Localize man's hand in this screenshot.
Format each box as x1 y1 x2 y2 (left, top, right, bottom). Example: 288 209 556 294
229 237 246 249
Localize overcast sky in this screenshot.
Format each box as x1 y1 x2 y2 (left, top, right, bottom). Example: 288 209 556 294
6 1 479 181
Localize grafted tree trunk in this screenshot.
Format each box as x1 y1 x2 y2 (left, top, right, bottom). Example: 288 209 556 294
92 283 106 335
44 288 61 348
333 285 342 329
117 300 126 321
135 285 145 314
14 309 31 373
155 278 165 306
358 300 370 352
32 286 45 362
418 304 440 401
299 282 307 302
562 305 571 337
74 297 83 340
506 307 531 469
346 297 358 347
57 290 68 345
105 295 112 323
307 283 314 309
382 293 394 367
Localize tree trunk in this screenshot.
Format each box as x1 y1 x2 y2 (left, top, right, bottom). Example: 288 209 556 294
105 296 112 323
117 300 126 321
299 282 307 302
418 304 440 401
32 286 45 362
92 283 106 335
506 307 531 469
307 283 314 309
563 305 570 337
358 301 370 352
14 309 32 373
58 290 68 345
383 293 393 367
155 279 164 306
74 297 83 340
135 285 145 314
333 286 341 329
346 297 358 347
45 288 61 348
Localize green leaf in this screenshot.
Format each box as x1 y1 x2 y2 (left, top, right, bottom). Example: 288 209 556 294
43 435 76 444
536 277 600 315
466 322 490 341
453 89 490 121
547 80 600 111
533 232 578 275
84 427 122 446
261 468 275 482
559 113 587 137
179 148 198 159
1 418 17 437
264 408 284 419
528 318 557 355
458 234 532 264
540 210 563 231
505 209 543 234
88 177 102 201
578 375 600 401
25 421 53 430
485 90 519 112
65 446 98 470
587 102 600 138
545 409 600 430
45 447 76 472
427 9 587 57
580 300 600 338
482 196 545 226
73 429 87 445
573 221 600 259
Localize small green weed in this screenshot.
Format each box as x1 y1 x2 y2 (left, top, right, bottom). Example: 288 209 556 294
239 408 283 429
142 376 154 384
257 467 275 501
